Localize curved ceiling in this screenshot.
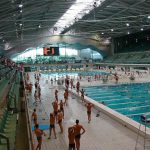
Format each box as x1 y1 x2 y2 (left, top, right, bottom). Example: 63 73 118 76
0 0 150 56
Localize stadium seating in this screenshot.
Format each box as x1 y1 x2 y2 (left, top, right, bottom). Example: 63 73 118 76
103 51 150 64
0 58 20 150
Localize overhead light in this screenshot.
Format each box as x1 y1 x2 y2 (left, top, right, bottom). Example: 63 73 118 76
148 15 150 19
140 28 143 31
136 39 138 42
96 1 102 7
126 23 130 27
127 31 130 34
19 4 23 8
75 17 79 22
20 10 22 13
86 10 90 14
20 23 22 26
111 29 114 32
38 25 41 28
78 14 82 19
70 22 74 25
101 32 104 35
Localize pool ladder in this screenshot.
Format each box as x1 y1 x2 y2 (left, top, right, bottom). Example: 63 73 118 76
135 120 150 150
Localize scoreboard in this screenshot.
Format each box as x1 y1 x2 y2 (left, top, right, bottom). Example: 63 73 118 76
43 47 59 56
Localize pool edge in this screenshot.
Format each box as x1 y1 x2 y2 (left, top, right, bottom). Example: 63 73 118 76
69 88 150 138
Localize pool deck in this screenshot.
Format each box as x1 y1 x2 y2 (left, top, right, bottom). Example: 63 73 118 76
27 71 150 150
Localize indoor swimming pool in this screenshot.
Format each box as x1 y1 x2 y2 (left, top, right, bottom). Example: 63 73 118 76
83 83 150 127
42 70 109 79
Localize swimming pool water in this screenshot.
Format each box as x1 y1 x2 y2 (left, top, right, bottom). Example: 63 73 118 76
83 83 150 127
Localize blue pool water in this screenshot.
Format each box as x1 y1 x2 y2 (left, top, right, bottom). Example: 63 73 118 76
83 83 150 127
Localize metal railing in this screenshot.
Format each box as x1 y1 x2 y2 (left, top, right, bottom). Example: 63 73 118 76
6 93 16 111
0 133 10 150
21 72 34 150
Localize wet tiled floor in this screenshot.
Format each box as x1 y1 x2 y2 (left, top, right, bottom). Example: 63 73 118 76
27 72 150 150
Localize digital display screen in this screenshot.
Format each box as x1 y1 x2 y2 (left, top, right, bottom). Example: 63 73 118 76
43 47 59 56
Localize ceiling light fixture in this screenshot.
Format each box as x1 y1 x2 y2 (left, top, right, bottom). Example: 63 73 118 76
140 28 143 31
148 15 150 19
111 29 114 32
127 31 130 34
70 22 74 25
38 25 41 28
126 23 130 27
85 10 90 14
50 0 106 34
19 4 23 8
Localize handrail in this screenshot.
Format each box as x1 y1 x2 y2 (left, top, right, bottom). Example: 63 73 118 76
7 93 16 99
21 72 34 150
0 133 10 150
6 93 16 111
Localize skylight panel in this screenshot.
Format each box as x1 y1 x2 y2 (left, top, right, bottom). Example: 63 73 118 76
50 0 105 34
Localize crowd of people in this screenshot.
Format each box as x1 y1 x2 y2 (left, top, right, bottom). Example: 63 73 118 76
26 68 147 150
0 55 24 71
25 72 97 150
24 67 149 150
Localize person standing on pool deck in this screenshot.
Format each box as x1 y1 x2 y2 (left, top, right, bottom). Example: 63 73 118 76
55 89 58 101
59 100 65 117
64 89 69 106
76 81 80 94
57 110 64 133
68 126 76 150
80 89 85 103
32 108 38 125
70 79 74 89
74 119 85 150
52 100 58 122
34 90 38 103
34 124 46 150
86 102 94 123
48 113 57 139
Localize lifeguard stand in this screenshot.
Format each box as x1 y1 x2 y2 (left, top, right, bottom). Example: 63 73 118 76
135 114 150 150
